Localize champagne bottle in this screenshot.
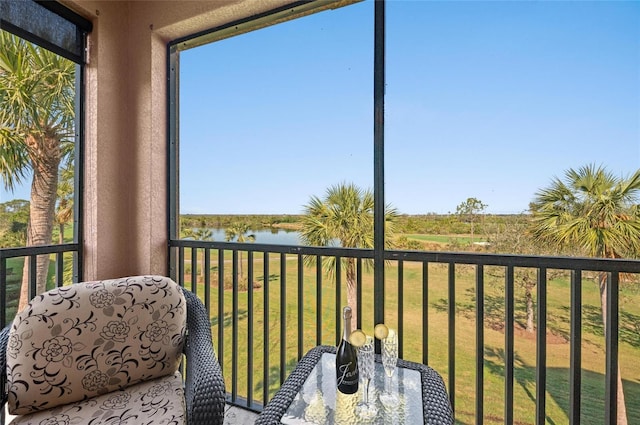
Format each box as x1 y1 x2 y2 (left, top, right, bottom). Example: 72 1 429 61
336 306 359 394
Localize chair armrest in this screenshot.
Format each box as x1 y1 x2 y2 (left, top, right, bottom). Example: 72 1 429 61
0 325 10 409
183 290 226 425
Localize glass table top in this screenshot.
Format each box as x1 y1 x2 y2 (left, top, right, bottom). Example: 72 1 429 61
282 353 423 424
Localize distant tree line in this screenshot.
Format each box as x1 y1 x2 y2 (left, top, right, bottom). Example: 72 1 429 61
180 214 300 233
179 212 526 238
0 200 29 248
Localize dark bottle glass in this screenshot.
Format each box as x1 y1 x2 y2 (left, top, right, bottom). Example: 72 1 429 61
336 306 359 394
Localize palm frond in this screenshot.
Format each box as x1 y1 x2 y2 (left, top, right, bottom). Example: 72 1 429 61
530 163 640 259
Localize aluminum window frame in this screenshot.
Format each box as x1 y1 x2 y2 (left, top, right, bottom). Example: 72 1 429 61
0 0 90 281
167 0 387 335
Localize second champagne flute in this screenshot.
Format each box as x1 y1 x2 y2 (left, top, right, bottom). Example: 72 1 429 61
379 329 399 405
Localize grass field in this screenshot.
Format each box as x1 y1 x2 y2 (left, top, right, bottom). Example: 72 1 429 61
184 251 640 424
3 257 24 321
2 255 71 324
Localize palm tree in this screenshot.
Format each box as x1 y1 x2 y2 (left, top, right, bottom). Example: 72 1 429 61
54 164 75 285
0 31 76 310
225 223 255 281
300 182 398 331
530 164 640 425
182 227 213 280
55 161 74 244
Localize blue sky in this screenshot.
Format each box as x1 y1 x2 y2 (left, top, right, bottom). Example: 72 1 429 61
178 0 640 215
2 0 639 216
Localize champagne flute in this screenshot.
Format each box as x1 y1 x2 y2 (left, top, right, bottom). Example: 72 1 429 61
379 330 399 406
355 336 378 419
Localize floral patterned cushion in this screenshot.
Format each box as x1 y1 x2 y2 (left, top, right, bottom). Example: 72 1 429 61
6 276 186 415
8 371 185 425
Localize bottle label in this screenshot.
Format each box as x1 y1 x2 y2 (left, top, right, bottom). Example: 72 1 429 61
337 362 358 387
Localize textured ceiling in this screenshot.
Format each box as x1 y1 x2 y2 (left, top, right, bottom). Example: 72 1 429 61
61 0 359 45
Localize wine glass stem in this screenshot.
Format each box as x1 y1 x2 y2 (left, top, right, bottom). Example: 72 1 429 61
385 374 391 394
366 378 372 404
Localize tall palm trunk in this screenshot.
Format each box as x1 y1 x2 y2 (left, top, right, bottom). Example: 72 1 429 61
598 273 628 425
58 223 65 244
18 134 61 311
346 258 357 333
525 281 534 333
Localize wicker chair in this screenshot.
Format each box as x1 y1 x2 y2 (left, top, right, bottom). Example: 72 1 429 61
0 275 226 425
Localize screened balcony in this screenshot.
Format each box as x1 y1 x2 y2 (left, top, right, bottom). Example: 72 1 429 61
3 240 639 424
1 0 639 424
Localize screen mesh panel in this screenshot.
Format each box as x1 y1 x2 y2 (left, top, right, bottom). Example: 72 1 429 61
0 0 91 64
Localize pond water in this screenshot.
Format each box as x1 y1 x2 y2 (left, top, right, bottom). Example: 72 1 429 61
206 228 303 245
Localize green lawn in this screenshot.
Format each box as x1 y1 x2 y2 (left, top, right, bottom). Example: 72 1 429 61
3 257 24 321
183 251 640 424
3 255 72 323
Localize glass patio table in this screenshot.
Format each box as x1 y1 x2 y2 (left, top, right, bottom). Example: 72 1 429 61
256 345 453 424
